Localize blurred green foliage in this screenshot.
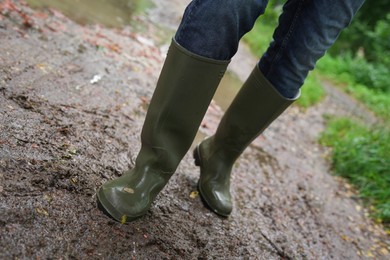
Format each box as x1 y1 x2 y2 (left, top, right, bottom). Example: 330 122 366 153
318 54 390 93
320 118 390 224
295 72 325 108
317 55 390 121
328 2 390 93
331 2 390 65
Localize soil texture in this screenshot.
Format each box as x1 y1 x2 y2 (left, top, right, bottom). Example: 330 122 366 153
1 1 389 259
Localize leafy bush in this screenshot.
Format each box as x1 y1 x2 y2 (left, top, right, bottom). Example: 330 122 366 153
317 55 390 93
366 13 390 66
320 117 390 224
331 5 390 67
317 55 390 121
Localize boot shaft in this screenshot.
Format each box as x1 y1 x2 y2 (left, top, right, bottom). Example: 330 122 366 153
212 65 300 162
137 39 230 174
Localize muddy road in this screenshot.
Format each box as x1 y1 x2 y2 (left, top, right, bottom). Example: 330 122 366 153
1 1 389 259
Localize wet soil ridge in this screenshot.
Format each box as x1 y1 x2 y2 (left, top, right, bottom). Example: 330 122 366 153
1 1 389 259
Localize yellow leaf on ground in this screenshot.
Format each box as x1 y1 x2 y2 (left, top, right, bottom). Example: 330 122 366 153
189 191 199 199
120 215 127 224
43 194 53 203
365 251 375 258
35 208 49 217
380 248 389 256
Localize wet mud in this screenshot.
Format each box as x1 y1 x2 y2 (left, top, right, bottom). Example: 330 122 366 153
1 1 389 259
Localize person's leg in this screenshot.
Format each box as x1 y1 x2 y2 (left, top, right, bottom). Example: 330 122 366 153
175 0 269 60
195 0 365 216
97 0 268 222
97 40 228 222
260 0 365 98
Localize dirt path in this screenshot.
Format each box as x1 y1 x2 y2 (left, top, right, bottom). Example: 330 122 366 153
1 1 389 259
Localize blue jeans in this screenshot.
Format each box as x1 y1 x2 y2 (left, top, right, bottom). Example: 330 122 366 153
175 0 365 98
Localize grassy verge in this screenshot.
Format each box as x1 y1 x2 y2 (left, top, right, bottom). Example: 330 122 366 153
320 117 390 225
317 54 390 227
317 55 390 121
296 72 325 108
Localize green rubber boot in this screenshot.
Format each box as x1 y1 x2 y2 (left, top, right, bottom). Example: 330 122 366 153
193 65 300 217
97 39 229 223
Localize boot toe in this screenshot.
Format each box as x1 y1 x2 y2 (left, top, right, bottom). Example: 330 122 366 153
210 195 232 217
198 182 232 217
97 177 151 223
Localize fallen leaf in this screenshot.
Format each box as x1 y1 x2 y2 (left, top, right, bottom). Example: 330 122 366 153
123 187 135 194
36 64 48 73
189 191 199 199
68 149 78 155
380 248 389 255
106 43 121 53
43 194 53 203
120 215 127 224
36 208 49 217
135 35 154 47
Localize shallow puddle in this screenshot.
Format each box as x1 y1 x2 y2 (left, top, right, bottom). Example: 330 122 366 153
26 0 152 28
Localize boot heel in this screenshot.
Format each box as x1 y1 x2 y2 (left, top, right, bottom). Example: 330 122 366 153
193 146 201 167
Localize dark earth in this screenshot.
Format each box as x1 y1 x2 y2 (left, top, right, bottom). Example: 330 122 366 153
1 0 389 259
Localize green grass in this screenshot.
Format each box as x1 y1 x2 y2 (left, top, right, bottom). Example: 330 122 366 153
296 72 325 108
243 20 275 57
317 55 390 121
318 54 390 226
320 117 390 224
317 54 390 227
345 84 390 122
